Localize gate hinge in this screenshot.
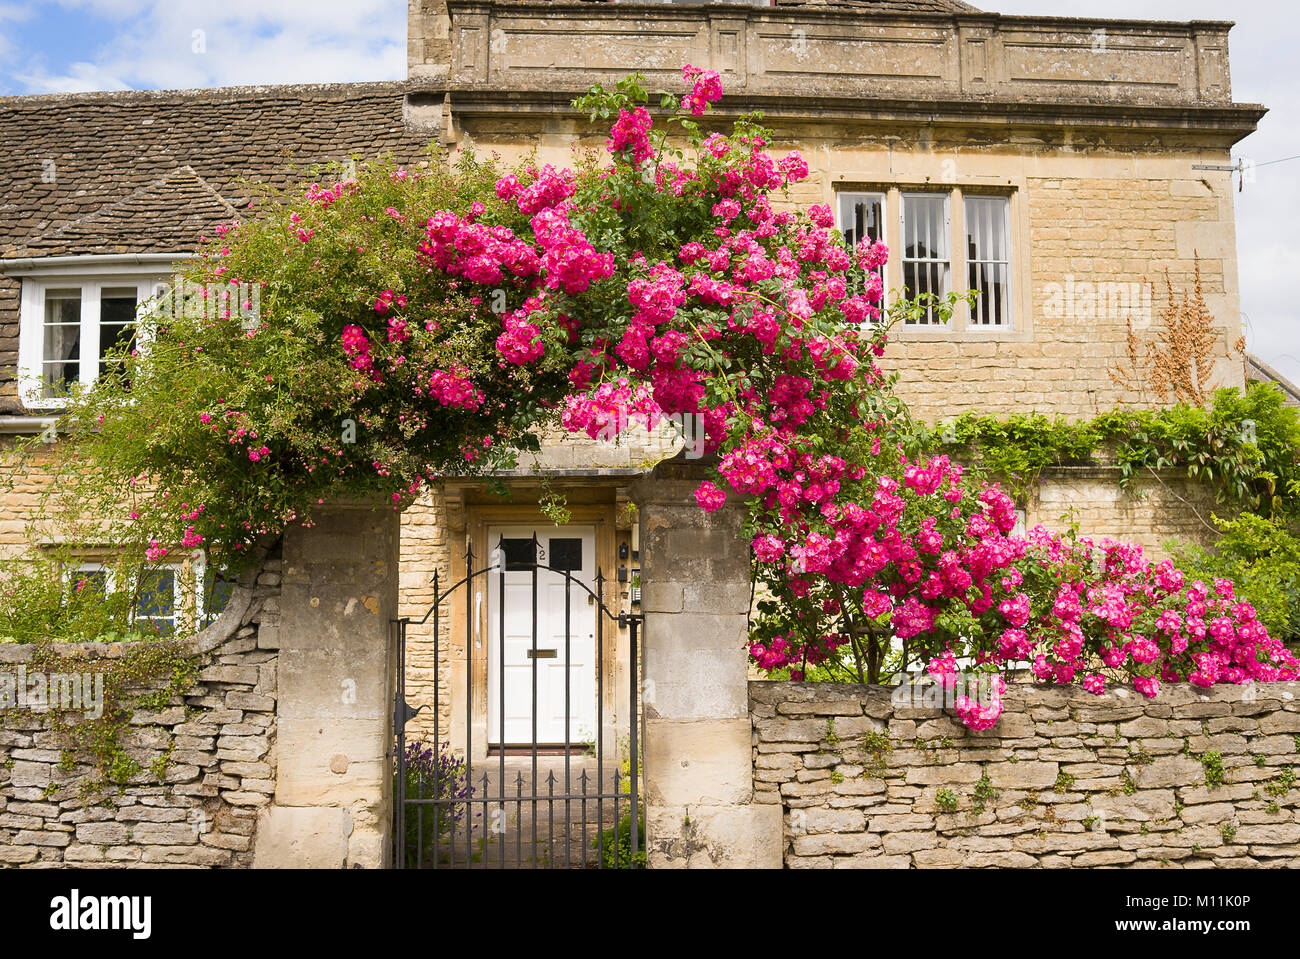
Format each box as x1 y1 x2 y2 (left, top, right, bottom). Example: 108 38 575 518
394 698 423 726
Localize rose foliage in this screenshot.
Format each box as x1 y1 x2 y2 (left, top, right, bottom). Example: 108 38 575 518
57 68 1298 728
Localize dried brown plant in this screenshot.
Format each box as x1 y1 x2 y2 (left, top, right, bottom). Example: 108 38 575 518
1109 257 1240 405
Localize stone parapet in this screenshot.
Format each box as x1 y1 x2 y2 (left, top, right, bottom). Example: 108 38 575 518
437 1 1247 115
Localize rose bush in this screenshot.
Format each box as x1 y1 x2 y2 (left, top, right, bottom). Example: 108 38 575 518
54 66 1296 726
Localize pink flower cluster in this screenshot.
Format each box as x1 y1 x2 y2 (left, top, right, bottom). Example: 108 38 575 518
496 310 545 365
428 366 485 410
420 211 540 286
529 208 615 295
496 164 576 215
340 324 379 379
561 377 662 442
607 107 654 166
694 481 727 512
953 674 1006 732
1012 529 1299 699
681 65 723 117
749 633 847 677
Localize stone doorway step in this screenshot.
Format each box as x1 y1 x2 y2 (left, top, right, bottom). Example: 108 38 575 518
406 756 641 869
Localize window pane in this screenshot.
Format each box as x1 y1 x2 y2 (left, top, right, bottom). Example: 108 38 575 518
901 195 951 324
500 537 536 571
71 567 108 598
838 193 885 303
965 196 1011 327
100 288 139 375
203 568 237 625
839 193 884 248
136 569 177 635
548 537 583 573
42 288 81 397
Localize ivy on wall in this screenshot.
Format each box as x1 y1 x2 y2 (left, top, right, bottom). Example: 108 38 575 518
909 382 1300 517
4 640 201 793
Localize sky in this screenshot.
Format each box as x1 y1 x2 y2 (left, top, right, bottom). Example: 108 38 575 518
0 0 1294 384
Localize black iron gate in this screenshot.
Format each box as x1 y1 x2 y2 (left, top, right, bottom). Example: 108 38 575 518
392 534 642 868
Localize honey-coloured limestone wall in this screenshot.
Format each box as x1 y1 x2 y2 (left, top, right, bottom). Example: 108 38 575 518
1029 467 1223 558
752 681 1300 868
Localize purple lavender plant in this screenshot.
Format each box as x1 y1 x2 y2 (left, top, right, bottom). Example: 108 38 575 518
396 739 473 866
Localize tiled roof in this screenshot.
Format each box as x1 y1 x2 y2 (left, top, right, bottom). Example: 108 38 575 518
0 81 433 257
8 167 238 258
1246 353 1300 409
0 81 436 413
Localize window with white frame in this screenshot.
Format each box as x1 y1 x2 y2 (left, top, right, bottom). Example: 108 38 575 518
66 562 111 599
63 559 230 637
900 193 952 325
66 561 182 635
965 195 1013 328
19 274 168 406
834 186 1017 331
134 566 181 636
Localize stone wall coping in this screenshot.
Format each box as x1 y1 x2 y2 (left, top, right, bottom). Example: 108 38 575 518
750 679 1300 708
437 88 1265 140
0 637 202 664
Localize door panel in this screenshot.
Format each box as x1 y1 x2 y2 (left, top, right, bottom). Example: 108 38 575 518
487 525 597 745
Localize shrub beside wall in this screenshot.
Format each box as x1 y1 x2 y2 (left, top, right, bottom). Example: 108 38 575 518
0 559 281 867
752 681 1300 868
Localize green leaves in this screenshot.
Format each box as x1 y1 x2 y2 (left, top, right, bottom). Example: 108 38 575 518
1173 513 1300 644
574 73 651 122
919 382 1300 517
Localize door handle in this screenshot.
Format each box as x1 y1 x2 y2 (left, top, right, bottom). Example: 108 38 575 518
526 649 558 659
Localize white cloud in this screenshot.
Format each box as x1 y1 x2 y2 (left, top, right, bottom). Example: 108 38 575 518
7 0 405 93
0 2 33 59
14 60 130 93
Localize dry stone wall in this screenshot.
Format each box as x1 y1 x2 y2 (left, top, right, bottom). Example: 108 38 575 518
752 681 1300 868
0 556 281 868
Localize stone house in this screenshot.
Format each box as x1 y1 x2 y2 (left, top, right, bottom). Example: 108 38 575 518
0 1 1280 763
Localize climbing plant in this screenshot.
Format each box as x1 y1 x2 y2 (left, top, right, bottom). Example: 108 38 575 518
10 640 200 791
39 65 1297 731
907 382 1300 518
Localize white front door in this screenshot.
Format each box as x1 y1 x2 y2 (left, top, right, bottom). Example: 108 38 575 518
487 525 598 746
